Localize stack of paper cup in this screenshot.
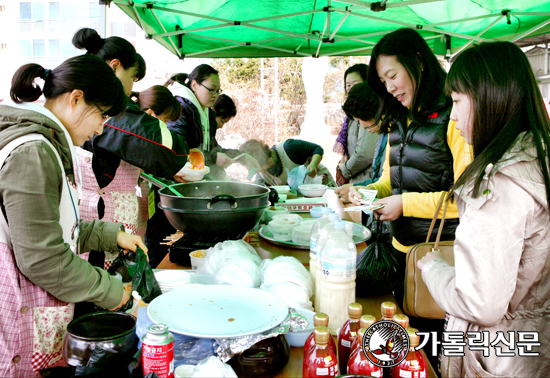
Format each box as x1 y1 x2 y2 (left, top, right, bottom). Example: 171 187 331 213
154 270 191 294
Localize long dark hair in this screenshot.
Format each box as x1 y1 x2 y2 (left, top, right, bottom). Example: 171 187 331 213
10 55 125 117
72 28 145 81
448 41 550 208
163 64 219 89
130 85 182 122
212 94 237 119
368 28 447 131
344 63 368 93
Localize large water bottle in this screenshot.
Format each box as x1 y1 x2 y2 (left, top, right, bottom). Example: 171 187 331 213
309 207 334 290
318 220 357 334
314 213 340 311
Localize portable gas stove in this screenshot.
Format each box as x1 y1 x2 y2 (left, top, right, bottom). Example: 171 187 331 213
168 232 249 266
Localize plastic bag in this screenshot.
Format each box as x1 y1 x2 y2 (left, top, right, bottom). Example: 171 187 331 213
191 356 237 378
107 247 162 312
356 219 400 297
259 256 314 310
214 260 261 288
286 165 309 191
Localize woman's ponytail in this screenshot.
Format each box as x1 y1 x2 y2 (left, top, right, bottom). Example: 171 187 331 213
10 64 48 103
72 27 104 55
163 73 189 87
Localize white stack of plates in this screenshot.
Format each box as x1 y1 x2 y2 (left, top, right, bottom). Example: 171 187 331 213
154 270 192 294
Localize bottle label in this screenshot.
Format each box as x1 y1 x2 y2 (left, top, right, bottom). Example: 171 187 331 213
341 339 351 347
317 367 329 376
372 371 382 377
321 256 356 278
310 238 317 255
143 342 174 378
399 371 412 378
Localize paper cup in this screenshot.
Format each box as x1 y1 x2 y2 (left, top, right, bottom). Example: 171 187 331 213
190 250 206 270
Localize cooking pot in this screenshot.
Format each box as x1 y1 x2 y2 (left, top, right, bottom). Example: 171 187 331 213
156 180 270 240
63 312 138 367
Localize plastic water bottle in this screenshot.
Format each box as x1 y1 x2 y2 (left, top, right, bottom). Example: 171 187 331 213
314 213 340 311
318 221 357 334
309 207 334 291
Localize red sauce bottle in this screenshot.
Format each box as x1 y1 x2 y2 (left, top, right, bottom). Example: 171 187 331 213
347 327 383 377
303 326 340 378
381 301 397 321
391 328 428 378
337 302 363 373
304 313 337 354
350 314 376 354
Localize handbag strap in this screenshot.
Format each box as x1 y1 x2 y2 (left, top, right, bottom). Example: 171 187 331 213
425 191 451 249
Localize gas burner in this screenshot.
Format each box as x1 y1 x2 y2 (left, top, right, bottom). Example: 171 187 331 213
168 233 248 266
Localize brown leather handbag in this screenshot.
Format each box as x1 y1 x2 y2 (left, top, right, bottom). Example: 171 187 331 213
403 192 455 319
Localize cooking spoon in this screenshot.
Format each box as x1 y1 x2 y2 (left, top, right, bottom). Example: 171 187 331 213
140 173 183 197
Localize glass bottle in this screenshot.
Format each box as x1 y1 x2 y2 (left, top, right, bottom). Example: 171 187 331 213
350 314 377 353
347 327 383 377
391 328 428 378
337 302 363 373
304 313 337 355
303 326 339 378
393 314 410 329
381 301 397 321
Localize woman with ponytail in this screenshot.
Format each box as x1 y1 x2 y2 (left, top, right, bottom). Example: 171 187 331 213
130 85 182 123
72 28 190 267
0 55 146 377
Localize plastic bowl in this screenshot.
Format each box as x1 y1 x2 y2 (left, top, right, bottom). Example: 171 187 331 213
272 213 303 226
268 220 295 241
286 308 316 347
264 206 290 222
154 270 191 284
299 219 318 230
299 184 327 198
272 185 291 195
292 225 311 244
310 207 324 218
178 162 210 182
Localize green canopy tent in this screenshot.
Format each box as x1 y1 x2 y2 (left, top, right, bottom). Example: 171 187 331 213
112 0 550 59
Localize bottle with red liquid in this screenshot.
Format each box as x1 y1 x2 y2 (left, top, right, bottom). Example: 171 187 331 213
392 328 428 378
303 326 339 378
393 314 410 329
347 327 383 377
337 302 363 373
350 314 376 353
381 301 397 320
304 313 337 354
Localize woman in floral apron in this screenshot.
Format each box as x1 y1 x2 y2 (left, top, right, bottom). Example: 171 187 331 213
0 56 146 377
72 28 190 268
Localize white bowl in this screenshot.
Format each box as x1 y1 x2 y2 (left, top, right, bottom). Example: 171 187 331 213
292 225 311 244
310 207 324 218
299 184 328 198
264 206 290 222
272 185 291 194
178 162 210 182
268 220 294 241
299 219 318 230
154 270 191 284
272 213 302 226
286 308 316 347
174 364 195 378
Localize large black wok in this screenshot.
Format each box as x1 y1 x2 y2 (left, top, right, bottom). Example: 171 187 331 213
156 181 270 240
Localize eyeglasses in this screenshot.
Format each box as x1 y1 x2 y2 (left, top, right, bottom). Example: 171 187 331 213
93 103 110 124
200 82 222 95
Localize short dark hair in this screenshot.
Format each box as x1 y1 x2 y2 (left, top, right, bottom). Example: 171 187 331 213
213 94 237 119
448 41 550 208
344 63 368 93
130 85 182 122
239 139 272 167
72 28 145 81
368 28 447 128
10 55 125 117
342 82 380 122
164 64 219 89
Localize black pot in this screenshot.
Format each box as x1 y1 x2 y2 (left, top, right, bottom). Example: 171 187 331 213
63 312 138 367
228 334 290 378
158 181 270 240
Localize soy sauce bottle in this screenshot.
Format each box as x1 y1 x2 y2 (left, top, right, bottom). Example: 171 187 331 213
337 302 363 372
303 326 339 378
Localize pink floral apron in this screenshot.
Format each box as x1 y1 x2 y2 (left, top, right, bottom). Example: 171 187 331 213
77 148 149 269
0 134 78 377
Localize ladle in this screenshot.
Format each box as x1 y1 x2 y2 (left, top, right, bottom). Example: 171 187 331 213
140 173 183 197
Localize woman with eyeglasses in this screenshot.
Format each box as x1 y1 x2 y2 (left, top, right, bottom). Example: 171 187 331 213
72 28 190 268
165 65 260 180
0 55 146 376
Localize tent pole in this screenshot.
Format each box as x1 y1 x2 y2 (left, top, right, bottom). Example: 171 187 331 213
545 43 549 76
330 10 350 40
512 18 550 42
275 57 279 144
99 1 107 38
451 15 504 59
150 9 181 58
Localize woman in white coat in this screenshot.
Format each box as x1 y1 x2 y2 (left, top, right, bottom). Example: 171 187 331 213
418 42 550 377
